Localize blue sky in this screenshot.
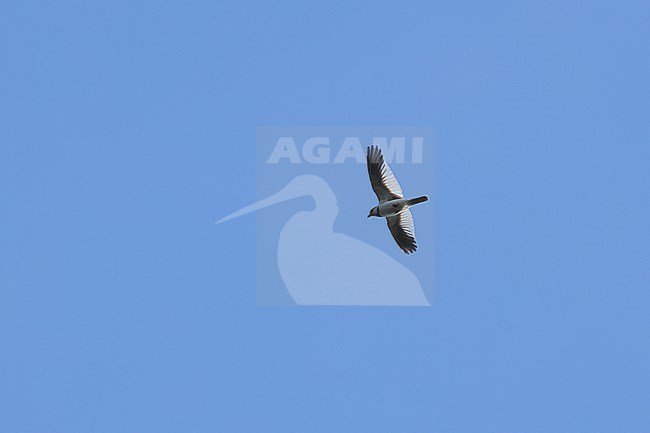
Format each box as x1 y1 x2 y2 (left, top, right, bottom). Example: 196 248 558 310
1 1 649 432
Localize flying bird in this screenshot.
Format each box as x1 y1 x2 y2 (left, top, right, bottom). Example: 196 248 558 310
367 145 428 254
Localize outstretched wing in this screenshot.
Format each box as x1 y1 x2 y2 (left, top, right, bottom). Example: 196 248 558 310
367 145 403 203
386 209 417 254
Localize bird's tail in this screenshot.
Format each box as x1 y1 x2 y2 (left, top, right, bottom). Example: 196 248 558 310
408 195 428 206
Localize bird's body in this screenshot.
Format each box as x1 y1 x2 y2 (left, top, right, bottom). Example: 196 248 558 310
371 196 429 218
366 145 429 254
376 198 409 218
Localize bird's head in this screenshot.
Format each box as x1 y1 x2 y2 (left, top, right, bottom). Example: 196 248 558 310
367 207 380 218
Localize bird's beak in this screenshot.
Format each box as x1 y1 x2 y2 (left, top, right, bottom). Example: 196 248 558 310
216 185 298 224
216 177 319 224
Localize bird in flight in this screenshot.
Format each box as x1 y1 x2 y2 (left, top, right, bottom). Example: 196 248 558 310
366 145 428 254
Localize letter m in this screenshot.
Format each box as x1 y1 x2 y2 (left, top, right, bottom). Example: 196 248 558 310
372 137 405 163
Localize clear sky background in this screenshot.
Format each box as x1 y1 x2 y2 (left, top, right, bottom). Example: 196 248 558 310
1 1 649 432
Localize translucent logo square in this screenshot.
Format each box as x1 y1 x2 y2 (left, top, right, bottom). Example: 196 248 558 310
220 127 434 306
